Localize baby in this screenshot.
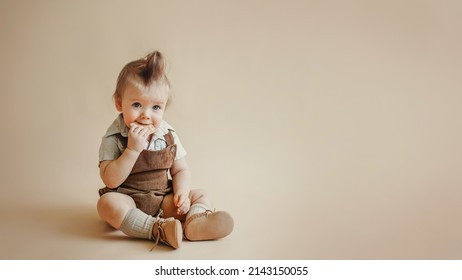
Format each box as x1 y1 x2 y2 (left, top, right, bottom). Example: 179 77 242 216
97 51 233 249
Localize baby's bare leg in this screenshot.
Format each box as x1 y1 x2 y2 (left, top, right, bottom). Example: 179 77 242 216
97 192 136 229
189 189 213 208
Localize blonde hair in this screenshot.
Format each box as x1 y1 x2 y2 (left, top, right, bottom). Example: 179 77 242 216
113 51 171 104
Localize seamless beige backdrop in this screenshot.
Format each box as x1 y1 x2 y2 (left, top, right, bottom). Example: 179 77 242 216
1 0 461 259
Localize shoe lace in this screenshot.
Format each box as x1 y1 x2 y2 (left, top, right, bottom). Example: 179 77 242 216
150 210 170 251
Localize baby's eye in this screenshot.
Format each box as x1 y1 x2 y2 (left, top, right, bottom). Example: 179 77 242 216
132 102 142 108
152 105 161 111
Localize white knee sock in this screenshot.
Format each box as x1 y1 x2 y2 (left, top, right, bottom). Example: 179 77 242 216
186 203 210 220
119 208 155 240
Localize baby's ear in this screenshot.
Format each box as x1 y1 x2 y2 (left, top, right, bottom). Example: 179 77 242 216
114 96 123 111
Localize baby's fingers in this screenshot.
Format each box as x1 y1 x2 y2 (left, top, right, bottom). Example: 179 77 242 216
174 194 186 207
175 197 189 214
177 203 190 215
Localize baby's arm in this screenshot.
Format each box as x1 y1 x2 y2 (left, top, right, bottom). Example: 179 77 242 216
100 149 140 188
100 123 151 188
170 157 192 215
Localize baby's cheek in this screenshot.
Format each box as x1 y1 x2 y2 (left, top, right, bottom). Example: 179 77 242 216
153 121 162 128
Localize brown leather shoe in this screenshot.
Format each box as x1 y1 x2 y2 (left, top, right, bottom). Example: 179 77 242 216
151 217 182 249
183 210 234 241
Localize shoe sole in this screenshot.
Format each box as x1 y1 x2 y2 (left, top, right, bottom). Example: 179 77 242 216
169 220 183 248
184 211 234 241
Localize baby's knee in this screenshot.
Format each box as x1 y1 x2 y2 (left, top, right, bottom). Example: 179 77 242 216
190 188 208 199
97 193 135 216
97 194 117 218
189 189 213 205
97 194 110 212
97 193 136 229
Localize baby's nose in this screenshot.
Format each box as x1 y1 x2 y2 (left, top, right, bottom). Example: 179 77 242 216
140 110 150 119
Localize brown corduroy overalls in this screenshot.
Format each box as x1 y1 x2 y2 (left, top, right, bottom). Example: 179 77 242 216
98 131 177 216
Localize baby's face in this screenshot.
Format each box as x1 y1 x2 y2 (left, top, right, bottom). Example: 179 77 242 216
116 83 169 129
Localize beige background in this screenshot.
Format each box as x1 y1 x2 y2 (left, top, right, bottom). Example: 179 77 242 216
1 0 461 259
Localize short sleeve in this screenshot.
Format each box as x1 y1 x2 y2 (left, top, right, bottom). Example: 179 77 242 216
171 130 187 160
98 135 123 165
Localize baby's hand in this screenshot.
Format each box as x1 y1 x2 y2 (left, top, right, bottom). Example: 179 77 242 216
126 123 151 152
132 123 156 134
174 193 191 215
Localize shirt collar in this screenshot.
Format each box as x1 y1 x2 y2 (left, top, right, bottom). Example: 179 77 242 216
103 114 129 138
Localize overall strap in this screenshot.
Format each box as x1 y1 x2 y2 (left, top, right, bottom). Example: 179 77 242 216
164 130 175 146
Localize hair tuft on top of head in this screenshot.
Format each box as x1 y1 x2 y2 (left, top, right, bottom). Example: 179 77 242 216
141 51 165 85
